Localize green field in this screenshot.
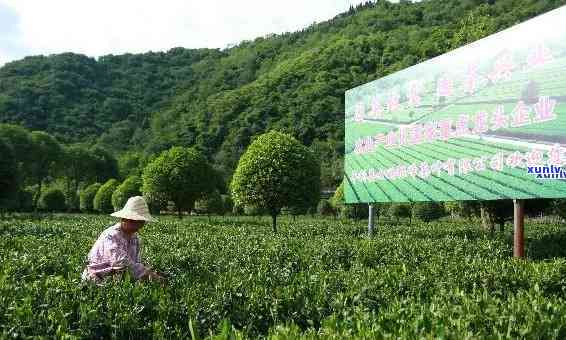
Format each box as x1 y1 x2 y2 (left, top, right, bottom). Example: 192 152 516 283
2 214 566 338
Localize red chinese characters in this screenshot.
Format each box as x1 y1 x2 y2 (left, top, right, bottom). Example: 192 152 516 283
490 105 509 131
407 80 423 107
510 101 532 127
370 96 384 119
387 89 401 113
527 44 553 68
436 76 453 98
464 63 479 95
533 96 557 123
488 53 516 83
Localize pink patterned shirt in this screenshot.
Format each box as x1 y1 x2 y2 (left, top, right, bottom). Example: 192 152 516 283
81 223 148 282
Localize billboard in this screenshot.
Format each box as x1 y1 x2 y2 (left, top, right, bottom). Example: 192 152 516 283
344 5 566 204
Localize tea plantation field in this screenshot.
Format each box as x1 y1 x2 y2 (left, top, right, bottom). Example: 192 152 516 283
2 214 566 339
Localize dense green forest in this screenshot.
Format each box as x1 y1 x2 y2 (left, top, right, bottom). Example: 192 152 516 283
1 0 566 187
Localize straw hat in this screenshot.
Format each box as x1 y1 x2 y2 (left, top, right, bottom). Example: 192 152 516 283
110 196 157 222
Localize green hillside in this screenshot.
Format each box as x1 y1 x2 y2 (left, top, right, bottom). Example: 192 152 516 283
1 0 565 182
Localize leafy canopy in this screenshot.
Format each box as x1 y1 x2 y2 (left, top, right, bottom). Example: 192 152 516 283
231 130 320 229
142 146 213 217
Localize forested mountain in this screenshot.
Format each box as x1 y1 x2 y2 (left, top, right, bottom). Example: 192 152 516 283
1 0 565 185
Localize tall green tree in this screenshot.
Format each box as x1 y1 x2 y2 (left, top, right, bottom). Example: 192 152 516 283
59 144 98 208
90 146 119 183
118 151 151 179
0 124 34 184
28 131 62 209
0 139 18 213
231 131 320 232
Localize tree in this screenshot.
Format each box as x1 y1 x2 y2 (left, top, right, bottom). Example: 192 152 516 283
142 146 213 219
525 199 554 218
94 179 120 213
222 195 234 215
244 205 268 216
310 138 344 189
51 177 80 212
444 201 461 218
389 203 412 224
38 188 67 212
317 199 335 217
372 203 389 224
118 151 151 179
450 4 496 49
480 200 513 232
281 205 309 221
231 131 320 232
0 139 18 213
412 202 445 223
90 146 119 183
554 199 566 222
444 201 480 219
80 183 102 212
112 176 142 211
330 181 345 217
28 131 62 209
59 144 98 205
330 182 363 219
16 188 34 212
195 190 225 219
0 124 34 184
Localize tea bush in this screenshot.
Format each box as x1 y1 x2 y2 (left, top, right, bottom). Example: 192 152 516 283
1 215 566 338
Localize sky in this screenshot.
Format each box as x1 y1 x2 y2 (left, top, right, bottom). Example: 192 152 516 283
0 0 371 67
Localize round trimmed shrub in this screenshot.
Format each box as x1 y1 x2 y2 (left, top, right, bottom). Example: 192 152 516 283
94 179 120 213
142 146 213 218
38 188 67 212
231 131 320 232
112 176 141 211
80 183 102 212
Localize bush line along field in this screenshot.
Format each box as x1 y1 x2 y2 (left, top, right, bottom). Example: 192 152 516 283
2 214 566 338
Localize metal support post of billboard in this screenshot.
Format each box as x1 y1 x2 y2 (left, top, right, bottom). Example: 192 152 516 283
513 199 525 258
368 204 375 237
